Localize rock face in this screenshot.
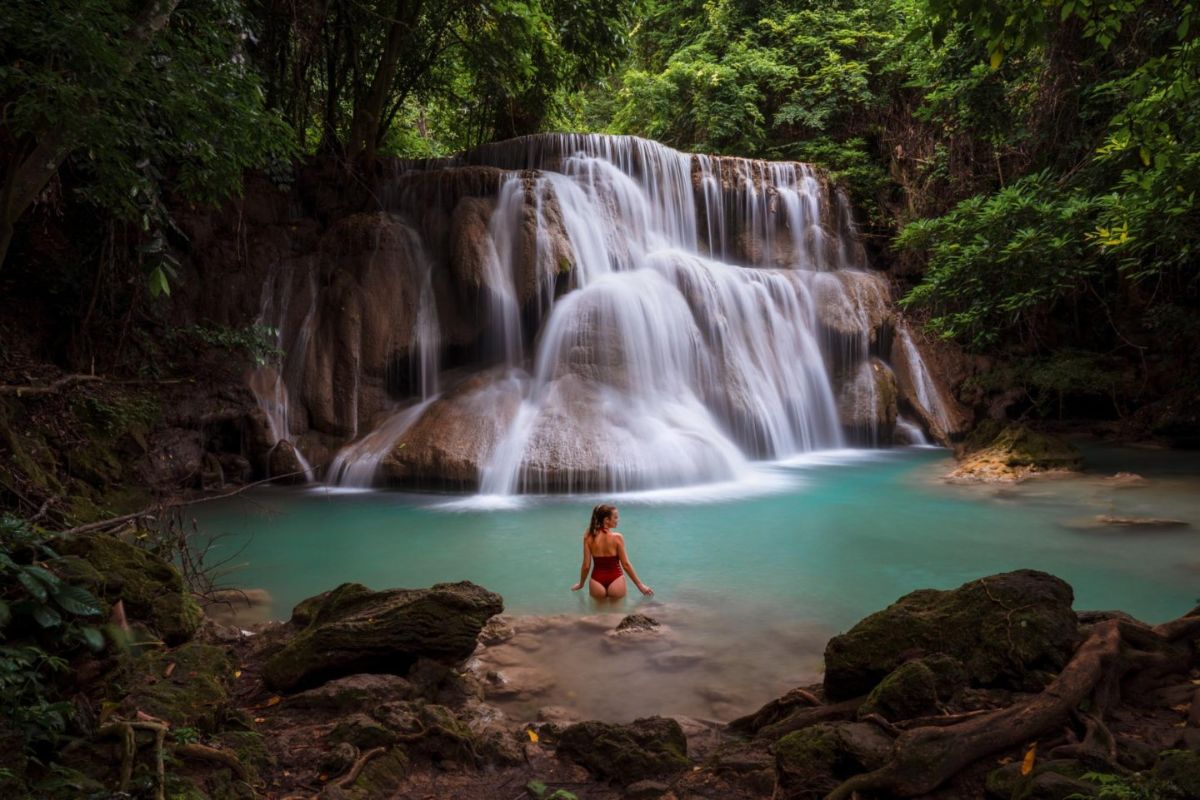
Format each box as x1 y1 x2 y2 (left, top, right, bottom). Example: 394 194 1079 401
948 422 1083 482
823 570 1078 701
262 581 503 691
836 358 898 444
58 533 202 645
556 717 690 785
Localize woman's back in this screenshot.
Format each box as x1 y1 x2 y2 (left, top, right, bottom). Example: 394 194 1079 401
587 531 621 558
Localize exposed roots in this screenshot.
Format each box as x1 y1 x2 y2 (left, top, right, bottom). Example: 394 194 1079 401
820 609 1200 800
97 720 168 800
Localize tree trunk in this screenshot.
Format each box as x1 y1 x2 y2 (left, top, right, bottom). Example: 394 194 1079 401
0 0 183 271
345 0 423 164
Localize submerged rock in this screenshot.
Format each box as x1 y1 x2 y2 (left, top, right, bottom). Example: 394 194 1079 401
947 422 1082 483
1063 514 1190 531
262 581 503 692
823 570 1078 701
556 717 690 785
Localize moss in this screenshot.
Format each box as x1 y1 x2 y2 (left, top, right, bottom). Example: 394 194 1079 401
117 642 235 732
212 730 275 778
955 423 1082 478
824 570 1077 701
345 749 409 799
556 717 689 785
859 655 965 721
774 727 842 800
329 714 398 749
58 533 202 645
29 765 108 799
1154 750 1200 797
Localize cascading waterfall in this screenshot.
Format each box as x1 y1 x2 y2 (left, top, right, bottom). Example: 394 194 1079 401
250 133 957 493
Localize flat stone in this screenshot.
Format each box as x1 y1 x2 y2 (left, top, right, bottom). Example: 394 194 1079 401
486 666 556 700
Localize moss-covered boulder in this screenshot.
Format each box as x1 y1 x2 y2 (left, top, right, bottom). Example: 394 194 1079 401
1154 750 1200 797
949 422 1082 482
985 758 1095 800
262 581 503 692
116 642 235 732
58 533 202 645
858 654 966 721
774 722 893 800
823 570 1078 701
556 717 689 785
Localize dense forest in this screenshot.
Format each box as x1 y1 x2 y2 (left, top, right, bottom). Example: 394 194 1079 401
3 2 1200 798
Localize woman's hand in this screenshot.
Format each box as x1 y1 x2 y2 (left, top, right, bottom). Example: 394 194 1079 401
637 583 654 596
571 582 583 592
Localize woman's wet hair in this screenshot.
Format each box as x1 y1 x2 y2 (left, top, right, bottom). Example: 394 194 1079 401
586 504 617 538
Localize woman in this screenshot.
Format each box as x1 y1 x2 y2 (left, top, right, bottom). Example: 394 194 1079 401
571 504 654 599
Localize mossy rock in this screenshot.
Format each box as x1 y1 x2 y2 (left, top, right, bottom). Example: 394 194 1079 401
29 765 108 799
211 730 275 779
952 423 1082 481
824 570 1078 701
774 722 893 800
262 581 503 692
340 749 410 799
329 713 398 749
1154 750 1200 797
58 533 202 645
858 654 966 721
985 758 1095 800
556 716 689 785
117 642 235 732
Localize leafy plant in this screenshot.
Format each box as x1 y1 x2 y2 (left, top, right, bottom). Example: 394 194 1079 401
168 323 282 368
0 515 106 747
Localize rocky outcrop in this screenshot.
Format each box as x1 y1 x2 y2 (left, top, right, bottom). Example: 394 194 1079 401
823 570 1078 700
58 533 202 645
556 717 690 785
774 721 893 800
811 271 893 355
948 422 1083 483
262 581 503 691
835 358 898 444
379 370 521 488
890 322 973 443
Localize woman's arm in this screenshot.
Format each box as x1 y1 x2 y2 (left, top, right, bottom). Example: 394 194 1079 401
571 537 591 591
616 534 653 595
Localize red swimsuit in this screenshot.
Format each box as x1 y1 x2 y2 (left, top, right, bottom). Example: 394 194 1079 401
591 554 623 588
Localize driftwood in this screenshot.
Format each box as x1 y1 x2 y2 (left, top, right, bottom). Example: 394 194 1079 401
813 610 1200 799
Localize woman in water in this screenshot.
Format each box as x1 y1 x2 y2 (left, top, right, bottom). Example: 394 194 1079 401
571 504 654 599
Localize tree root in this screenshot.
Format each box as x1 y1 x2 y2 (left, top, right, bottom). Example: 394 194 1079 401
332 746 386 790
754 697 864 740
97 720 168 800
176 742 251 781
825 618 1132 800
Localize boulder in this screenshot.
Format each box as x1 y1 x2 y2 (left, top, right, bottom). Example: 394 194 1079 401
858 654 966 721
774 721 894 800
379 370 521 488
267 440 307 484
556 717 689 785
116 642 235 732
284 673 417 712
58 533 202 645
948 422 1082 483
1154 750 1200 798
262 581 503 692
810 270 892 353
137 427 204 488
823 570 1078 701
835 358 898 445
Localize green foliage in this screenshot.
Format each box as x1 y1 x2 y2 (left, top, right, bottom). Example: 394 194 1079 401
0 515 106 748
1070 769 1186 799
525 778 579 800
168 323 282 367
899 174 1105 348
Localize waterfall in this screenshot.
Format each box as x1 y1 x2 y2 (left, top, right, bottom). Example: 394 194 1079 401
254 133 954 493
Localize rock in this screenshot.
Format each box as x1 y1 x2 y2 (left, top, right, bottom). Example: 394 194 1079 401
835 358 898 445
380 370 521 488
58 533 202 645
774 721 894 800
262 581 503 692
537 705 583 725
116 642 234 732
1154 750 1200 797
216 452 252 483
321 741 359 775
858 654 966 721
823 570 1078 701
267 440 307 484
485 665 556 700
285 673 417 711
947 423 1082 483
556 717 689 785
137 427 204 488
328 713 398 749
617 613 661 633
1100 471 1148 489
810 270 892 352
625 779 671 798
890 322 973 444
478 615 516 645
1063 514 1190 531
985 759 1094 800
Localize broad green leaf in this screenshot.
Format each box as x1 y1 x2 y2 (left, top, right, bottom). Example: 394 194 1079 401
52 584 103 617
17 570 48 602
32 605 62 628
79 626 106 652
